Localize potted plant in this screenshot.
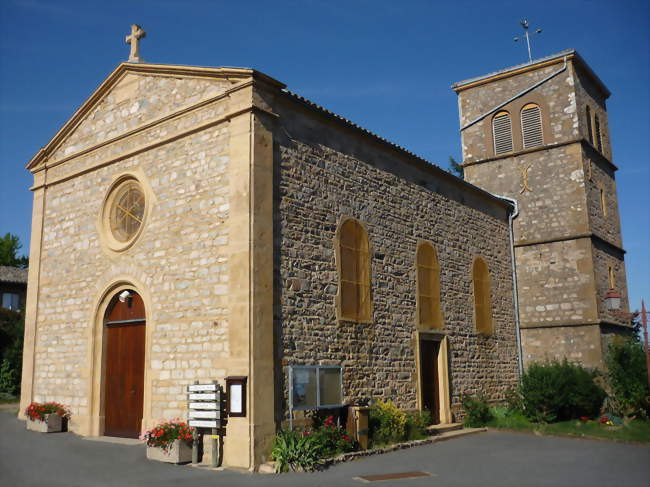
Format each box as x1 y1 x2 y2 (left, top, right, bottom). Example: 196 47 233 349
141 419 195 464
25 402 70 433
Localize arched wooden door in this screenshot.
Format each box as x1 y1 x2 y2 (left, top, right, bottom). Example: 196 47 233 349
104 290 146 438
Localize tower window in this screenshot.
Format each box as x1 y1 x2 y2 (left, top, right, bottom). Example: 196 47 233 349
521 104 543 149
608 265 616 289
336 217 372 322
416 242 443 328
586 106 594 144
472 257 493 335
599 187 608 217
492 111 513 155
594 115 603 152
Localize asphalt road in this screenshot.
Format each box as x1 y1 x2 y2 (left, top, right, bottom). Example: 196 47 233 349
1 410 648 487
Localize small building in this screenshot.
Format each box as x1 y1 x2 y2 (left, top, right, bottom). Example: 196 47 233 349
19 59 519 469
0 266 28 312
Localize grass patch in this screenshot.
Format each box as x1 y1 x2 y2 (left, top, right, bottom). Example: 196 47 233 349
487 407 650 443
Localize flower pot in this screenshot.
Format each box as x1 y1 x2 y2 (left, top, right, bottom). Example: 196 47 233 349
26 413 63 433
146 439 193 464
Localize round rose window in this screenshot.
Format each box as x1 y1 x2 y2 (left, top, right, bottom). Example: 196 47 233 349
110 181 145 242
101 176 147 251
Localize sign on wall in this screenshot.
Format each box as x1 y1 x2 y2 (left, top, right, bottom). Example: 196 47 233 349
289 365 343 411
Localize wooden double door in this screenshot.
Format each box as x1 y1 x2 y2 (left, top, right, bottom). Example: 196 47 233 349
104 291 146 438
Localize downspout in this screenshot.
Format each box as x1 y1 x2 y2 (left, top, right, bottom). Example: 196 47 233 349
494 194 524 378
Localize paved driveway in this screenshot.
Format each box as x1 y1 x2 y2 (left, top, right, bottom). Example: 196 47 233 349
1 411 648 487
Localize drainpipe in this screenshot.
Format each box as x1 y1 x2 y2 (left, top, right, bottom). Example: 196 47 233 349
494 194 524 378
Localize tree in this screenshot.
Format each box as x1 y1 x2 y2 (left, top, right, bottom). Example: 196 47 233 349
0 233 28 268
447 156 464 179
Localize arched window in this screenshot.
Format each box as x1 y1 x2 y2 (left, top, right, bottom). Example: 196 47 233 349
336 218 371 322
416 242 442 328
492 111 513 155
521 103 543 149
472 257 493 335
594 115 603 152
586 106 594 144
608 265 616 289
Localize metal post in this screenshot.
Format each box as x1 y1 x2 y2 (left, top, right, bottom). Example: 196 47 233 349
211 380 220 467
191 380 199 464
525 29 532 63
642 300 650 391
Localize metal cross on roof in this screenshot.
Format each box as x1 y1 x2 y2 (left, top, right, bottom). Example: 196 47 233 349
514 19 542 63
125 24 146 62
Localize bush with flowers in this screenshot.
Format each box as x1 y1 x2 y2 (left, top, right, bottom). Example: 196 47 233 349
306 414 357 457
140 419 194 453
25 402 71 422
271 414 358 472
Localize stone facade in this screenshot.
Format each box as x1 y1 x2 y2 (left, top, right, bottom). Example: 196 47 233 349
454 50 630 368
269 97 519 418
21 60 521 471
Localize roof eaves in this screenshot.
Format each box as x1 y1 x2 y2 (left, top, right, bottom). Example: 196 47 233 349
280 90 512 210
452 49 575 89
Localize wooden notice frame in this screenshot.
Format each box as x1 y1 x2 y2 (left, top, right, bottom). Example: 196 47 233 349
225 376 247 417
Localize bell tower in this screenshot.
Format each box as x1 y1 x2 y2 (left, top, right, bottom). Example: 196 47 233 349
453 50 630 368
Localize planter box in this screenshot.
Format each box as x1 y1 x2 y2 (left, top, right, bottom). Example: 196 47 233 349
26 414 63 433
146 439 193 464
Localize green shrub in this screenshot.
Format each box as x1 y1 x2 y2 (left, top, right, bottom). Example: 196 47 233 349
0 308 23 395
0 359 17 395
369 400 407 445
462 393 493 427
520 359 605 423
404 410 431 440
605 339 649 418
271 430 323 472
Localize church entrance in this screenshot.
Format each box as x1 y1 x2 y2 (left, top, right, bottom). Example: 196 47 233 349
419 338 440 425
103 290 145 438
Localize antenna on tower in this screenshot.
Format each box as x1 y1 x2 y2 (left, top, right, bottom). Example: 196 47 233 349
513 19 542 63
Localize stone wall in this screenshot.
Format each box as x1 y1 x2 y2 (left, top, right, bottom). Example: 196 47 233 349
30 73 234 427
515 239 597 328
584 148 623 248
272 98 519 419
464 143 589 244
520 324 603 369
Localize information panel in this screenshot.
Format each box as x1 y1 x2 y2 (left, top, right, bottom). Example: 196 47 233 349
289 365 342 411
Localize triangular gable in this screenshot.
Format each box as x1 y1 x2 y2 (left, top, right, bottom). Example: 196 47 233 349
27 63 284 171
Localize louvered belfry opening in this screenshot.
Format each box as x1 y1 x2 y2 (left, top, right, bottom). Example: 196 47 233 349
472 257 493 335
338 218 371 322
595 115 603 152
586 106 594 144
492 111 513 155
521 103 543 149
416 242 442 328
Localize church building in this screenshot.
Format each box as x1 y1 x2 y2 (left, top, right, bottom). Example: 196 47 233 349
18 28 626 470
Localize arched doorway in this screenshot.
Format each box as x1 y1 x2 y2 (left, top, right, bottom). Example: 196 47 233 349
103 289 146 438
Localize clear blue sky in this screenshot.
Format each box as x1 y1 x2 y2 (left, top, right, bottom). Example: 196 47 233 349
1 0 648 311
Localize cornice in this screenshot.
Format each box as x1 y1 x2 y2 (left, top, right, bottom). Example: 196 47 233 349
462 139 619 172
521 319 632 330
30 104 277 191
514 232 625 254
453 54 574 93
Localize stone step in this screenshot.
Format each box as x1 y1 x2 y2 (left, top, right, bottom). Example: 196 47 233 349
426 422 463 435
